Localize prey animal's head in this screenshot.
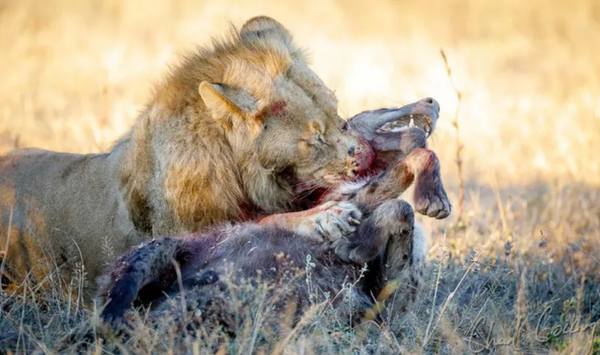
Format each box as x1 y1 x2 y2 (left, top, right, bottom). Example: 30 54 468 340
345 98 441 172
347 97 440 145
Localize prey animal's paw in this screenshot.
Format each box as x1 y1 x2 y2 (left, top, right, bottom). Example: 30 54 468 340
332 236 374 265
414 174 452 219
101 299 129 329
99 274 139 328
311 201 362 241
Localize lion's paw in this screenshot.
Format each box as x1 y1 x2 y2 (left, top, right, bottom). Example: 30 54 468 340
312 201 362 241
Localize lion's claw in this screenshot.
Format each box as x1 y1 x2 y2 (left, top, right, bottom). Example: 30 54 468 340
312 201 362 241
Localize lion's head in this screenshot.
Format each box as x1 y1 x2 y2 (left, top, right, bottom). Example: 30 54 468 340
198 17 373 190
121 16 375 230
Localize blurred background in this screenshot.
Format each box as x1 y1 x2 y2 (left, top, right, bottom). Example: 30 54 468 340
0 0 599 259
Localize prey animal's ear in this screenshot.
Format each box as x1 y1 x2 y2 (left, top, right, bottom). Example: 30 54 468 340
199 81 262 129
240 16 294 49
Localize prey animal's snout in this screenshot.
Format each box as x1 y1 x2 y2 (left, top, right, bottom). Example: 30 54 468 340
343 98 442 175
345 98 441 152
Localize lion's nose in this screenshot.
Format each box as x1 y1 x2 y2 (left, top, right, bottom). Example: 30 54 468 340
418 97 440 113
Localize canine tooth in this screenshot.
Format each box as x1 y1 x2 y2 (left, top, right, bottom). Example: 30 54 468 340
409 118 415 127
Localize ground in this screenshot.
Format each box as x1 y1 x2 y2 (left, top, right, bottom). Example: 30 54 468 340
1 0 599 353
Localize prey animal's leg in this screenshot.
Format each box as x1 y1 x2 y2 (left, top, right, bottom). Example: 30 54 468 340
357 205 426 322
333 199 414 265
97 237 216 325
403 148 452 219
372 222 427 318
331 148 451 219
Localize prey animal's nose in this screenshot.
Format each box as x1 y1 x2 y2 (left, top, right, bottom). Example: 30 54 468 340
418 97 440 113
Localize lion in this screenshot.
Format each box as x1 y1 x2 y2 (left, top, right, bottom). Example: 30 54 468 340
0 16 375 296
97 106 451 330
0 16 447 297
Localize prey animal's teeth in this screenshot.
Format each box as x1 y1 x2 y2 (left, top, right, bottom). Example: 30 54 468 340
409 118 415 128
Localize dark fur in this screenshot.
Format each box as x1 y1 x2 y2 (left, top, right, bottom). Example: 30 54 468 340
98 198 417 328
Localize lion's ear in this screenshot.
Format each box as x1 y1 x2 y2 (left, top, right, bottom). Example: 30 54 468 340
199 81 262 128
240 16 294 48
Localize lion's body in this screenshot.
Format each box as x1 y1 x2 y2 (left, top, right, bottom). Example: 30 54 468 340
0 148 142 292
0 17 373 296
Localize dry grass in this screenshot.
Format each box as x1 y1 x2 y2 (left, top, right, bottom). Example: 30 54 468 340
1 0 599 353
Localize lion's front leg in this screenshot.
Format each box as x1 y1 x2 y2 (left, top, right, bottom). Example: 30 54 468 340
258 201 362 241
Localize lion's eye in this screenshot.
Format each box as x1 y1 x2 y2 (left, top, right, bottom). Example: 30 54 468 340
316 135 325 145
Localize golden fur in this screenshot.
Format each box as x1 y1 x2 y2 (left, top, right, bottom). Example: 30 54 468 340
0 16 373 296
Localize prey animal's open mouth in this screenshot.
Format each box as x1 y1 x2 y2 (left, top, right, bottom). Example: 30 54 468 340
346 97 440 144
376 113 433 136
